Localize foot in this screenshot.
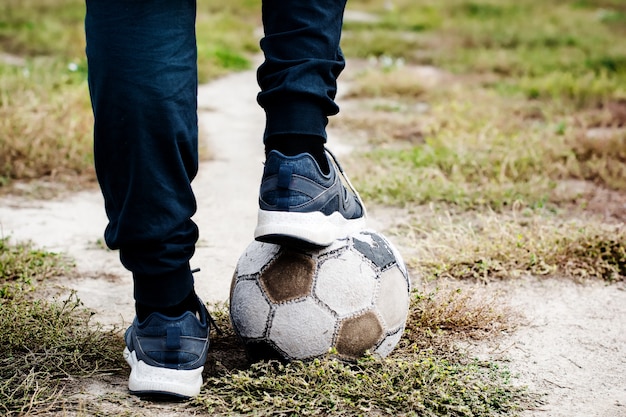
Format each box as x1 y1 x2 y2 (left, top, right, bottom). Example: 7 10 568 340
123 296 210 398
255 148 366 247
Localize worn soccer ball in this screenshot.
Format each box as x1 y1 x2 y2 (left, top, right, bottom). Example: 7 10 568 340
229 229 411 362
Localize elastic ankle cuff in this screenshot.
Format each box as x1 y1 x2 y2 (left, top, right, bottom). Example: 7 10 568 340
263 100 329 141
133 264 194 308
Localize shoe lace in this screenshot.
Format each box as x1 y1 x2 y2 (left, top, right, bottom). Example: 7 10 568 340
324 147 368 218
191 268 223 336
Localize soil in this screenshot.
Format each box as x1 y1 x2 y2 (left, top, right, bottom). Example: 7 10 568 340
0 65 625 417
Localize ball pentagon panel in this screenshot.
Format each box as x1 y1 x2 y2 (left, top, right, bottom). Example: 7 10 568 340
259 249 316 304
335 310 384 360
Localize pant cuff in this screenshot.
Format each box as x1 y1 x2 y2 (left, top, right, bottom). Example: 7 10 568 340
133 263 194 308
263 99 329 141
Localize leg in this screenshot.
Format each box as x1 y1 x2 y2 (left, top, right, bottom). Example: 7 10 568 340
85 0 208 398
255 0 366 246
257 0 347 143
86 0 198 311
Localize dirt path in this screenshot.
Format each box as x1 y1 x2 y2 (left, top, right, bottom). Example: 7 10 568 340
0 66 625 417
473 277 626 417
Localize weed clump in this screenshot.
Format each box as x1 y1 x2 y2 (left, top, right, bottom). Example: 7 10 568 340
404 210 626 282
193 291 528 417
0 238 124 416
194 354 528 417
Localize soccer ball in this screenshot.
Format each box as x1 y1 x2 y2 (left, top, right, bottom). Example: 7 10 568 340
229 229 411 362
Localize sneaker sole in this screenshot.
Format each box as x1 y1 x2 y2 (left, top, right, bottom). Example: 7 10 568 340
254 209 366 247
123 347 204 398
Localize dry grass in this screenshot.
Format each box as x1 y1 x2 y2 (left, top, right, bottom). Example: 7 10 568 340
0 238 125 416
0 0 259 191
0 238 525 416
376 207 626 283
189 292 527 417
404 285 516 352
2 0 625 414
339 65 626 213
0 60 94 187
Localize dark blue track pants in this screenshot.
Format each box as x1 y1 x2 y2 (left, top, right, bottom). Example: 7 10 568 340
85 0 347 307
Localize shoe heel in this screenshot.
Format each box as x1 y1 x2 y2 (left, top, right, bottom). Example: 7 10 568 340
124 348 204 398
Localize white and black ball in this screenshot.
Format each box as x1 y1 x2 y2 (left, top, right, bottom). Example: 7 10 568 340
229 230 411 362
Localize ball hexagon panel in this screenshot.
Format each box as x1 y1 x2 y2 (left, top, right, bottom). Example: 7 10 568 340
236 241 281 277
315 251 378 317
375 266 410 330
230 280 271 339
260 249 316 303
335 310 384 359
374 327 404 358
269 298 336 359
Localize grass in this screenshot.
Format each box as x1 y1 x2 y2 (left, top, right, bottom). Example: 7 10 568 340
336 0 626 286
342 67 626 209
0 237 530 416
343 0 626 81
0 236 72 297
0 58 94 188
383 208 626 282
195 354 525 416
340 0 626 209
0 293 125 415
0 236 527 415
0 0 260 190
0 237 124 416
2 0 626 414
192 290 530 417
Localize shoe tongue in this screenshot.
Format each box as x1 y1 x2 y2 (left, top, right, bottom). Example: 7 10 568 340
166 327 181 349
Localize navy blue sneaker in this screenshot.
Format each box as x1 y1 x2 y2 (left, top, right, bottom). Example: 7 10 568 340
255 148 366 247
123 297 210 398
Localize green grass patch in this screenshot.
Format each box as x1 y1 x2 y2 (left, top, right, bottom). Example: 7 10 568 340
344 88 561 208
0 237 71 297
340 62 626 209
499 71 626 107
0 238 124 416
343 0 626 104
194 294 529 417
195 354 526 417
0 0 86 58
195 3 260 81
1 0 260 81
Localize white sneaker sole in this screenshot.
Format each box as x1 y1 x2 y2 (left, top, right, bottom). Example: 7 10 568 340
254 209 367 247
123 347 204 398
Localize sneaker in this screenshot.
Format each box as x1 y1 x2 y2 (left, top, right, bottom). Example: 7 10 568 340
123 297 210 398
254 148 366 247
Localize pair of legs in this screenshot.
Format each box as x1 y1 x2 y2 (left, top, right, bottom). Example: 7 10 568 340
86 0 347 312
85 0 364 397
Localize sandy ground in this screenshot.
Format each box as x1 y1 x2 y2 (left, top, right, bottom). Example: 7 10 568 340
1 66 625 417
